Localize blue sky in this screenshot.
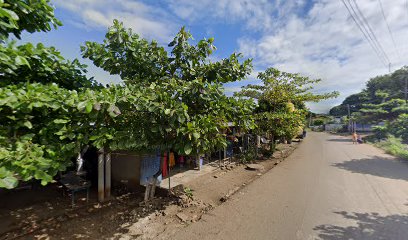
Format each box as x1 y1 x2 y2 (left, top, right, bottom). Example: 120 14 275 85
21 0 408 113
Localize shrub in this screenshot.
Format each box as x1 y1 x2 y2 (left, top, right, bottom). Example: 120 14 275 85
375 135 408 160
313 119 325 126
372 125 388 140
388 114 408 143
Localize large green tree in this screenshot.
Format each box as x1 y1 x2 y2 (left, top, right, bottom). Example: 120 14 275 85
0 0 102 188
0 15 256 189
330 66 408 117
81 20 255 157
81 21 252 85
237 68 338 145
0 83 122 188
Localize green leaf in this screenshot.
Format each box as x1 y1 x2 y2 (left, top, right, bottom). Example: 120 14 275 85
0 167 18 189
86 102 93 113
89 135 99 141
164 109 171 115
53 119 69 124
77 101 87 111
184 143 192 155
93 102 101 111
15 56 30 67
107 105 121 117
23 121 33 129
0 175 18 189
193 132 200 139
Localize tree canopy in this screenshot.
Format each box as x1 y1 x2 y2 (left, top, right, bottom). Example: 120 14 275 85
330 66 408 143
0 0 103 188
0 0 340 190
0 41 99 89
329 66 408 118
0 0 61 39
0 5 255 189
81 20 255 156
237 68 338 141
81 20 252 85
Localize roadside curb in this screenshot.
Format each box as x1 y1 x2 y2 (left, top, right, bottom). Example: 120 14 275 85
218 143 298 203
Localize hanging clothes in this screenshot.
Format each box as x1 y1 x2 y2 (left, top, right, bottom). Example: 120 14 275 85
178 155 185 167
169 152 176 168
162 152 168 178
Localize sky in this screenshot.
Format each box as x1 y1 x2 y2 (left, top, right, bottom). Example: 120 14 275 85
21 0 408 113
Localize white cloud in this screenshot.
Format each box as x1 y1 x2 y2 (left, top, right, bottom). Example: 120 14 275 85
165 0 304 32
238 0 408 113
53 0 408 113
55 0 178 42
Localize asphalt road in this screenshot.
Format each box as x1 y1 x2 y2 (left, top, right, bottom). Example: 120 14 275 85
171 132 408 240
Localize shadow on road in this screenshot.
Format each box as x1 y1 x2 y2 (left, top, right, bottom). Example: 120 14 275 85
326 138 351 142
314 211 408 240
332 156 408 181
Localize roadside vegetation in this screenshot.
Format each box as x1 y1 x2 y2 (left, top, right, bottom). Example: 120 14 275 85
236 68 338 150
375 135 408 160
330 67 408 159
0 0 337 189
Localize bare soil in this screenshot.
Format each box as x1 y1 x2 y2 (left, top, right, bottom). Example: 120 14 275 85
0 142 299 240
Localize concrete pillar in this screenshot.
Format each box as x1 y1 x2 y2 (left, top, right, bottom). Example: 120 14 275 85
98 148 105 202
105 152 111 199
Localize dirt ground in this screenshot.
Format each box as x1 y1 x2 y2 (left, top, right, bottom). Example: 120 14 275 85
0 142 299 240
168 132 408 240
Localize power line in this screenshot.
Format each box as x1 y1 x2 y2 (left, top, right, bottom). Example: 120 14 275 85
407 0 408 17
377 0 401 61
347 0 388 66
351 0 391 65
341 0 386 66
341 0 389 68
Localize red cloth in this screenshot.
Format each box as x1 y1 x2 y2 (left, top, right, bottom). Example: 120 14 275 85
178 156 184 163
162 152 168 178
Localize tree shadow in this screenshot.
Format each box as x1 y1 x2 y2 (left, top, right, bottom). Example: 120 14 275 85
326 138 352 142
0 185 175 240
314 211 408 240
332 156 408 181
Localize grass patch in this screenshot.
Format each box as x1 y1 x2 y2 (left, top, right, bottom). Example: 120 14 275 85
375 135 408 160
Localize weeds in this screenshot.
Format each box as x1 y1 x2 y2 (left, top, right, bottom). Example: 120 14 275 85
183 187 194 199
237 147 257 164
375 135 408 160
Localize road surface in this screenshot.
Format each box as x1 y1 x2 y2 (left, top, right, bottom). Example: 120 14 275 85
171 132 408 240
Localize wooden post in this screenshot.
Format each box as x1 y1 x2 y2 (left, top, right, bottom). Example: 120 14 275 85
168 151 171 191
98 148 105 202
144 177 152 202
150 177 157 199
256 135 260 159
105 152 111 199
218 150 222 167
197 155 201 171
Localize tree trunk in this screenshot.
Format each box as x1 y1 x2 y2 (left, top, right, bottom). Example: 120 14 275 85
269 135 276 153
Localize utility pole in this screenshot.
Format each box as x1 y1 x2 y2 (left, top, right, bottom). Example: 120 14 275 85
405 77 407 104
347 104 351 133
